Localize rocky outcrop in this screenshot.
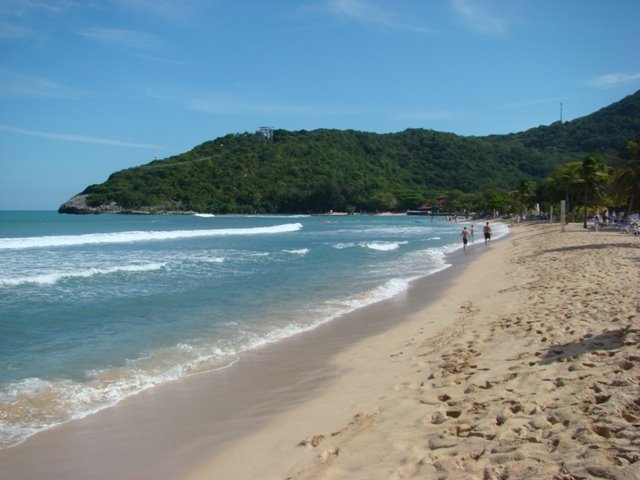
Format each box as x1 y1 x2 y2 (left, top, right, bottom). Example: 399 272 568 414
57 194 195 215
58 194 122 214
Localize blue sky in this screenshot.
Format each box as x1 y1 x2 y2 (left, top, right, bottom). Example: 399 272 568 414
1 0 639 210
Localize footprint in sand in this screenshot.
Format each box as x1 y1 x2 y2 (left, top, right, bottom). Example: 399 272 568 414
298 434 326 448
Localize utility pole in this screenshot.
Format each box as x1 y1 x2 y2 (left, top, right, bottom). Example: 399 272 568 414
560 102 563 123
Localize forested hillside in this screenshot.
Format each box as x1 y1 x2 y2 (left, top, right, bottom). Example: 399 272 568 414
60 90 640 214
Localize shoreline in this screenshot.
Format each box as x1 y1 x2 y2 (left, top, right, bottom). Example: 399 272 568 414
183 223 639 480
0 221 491 480
0 214 483 452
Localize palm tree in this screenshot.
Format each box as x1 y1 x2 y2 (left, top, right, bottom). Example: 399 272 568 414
558 162 582 215
512 178 536 218
611 140 640 219
546 162 582 219
579 155 609 228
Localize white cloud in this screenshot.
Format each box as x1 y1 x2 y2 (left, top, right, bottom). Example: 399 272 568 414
0 0 71 17
588 72 640 88
325 0 431 32
77 27 161 50
112 0 204 21
0 0 72 40
0 69 80 98
0 124 166 150
450 0 505 36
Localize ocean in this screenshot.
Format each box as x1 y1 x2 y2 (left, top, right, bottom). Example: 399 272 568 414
0 211 507 449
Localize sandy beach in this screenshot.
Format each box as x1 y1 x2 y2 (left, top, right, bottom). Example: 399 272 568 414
1 222 638 480
184 222 640 480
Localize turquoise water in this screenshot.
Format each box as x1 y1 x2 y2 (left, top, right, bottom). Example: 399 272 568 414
0 211 507 448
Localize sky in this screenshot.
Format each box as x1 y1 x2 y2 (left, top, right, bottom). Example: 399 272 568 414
1 0 639 210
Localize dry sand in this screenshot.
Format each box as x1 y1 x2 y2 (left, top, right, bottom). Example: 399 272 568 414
184 223 640 480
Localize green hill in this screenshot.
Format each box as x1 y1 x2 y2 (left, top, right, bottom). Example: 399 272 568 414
59 90 640 214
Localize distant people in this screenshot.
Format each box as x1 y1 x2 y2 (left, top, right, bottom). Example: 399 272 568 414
483 222 492 245
470 224 475 243
460 226 470 250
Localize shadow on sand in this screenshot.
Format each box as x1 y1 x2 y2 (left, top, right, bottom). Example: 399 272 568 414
542 242 640 254
539 326 636 365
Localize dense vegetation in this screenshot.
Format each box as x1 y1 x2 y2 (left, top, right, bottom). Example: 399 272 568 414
73 90 640 215
542 137 640 224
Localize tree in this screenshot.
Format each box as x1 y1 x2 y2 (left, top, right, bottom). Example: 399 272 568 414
547 162 582 215
442 189 465 213
365 191 399 212
611 140 640 219
512 178 536 217
578 155 609 228
482 188 512 216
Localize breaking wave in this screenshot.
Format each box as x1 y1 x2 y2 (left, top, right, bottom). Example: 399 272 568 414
0 263 166 287
0 223 303 250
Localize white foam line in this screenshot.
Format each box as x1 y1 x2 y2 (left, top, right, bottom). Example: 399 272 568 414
0 263 166 286
0 223 303 250
283 248 309 255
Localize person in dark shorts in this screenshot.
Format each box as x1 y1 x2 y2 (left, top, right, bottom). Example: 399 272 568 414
460 226 470 250
483 222 492 245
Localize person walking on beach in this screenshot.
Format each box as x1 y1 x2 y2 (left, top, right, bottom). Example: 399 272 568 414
470 224 475 243
483 222 492 245
460 226 470 251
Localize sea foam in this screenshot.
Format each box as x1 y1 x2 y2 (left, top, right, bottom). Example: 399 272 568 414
283 248 309 255
333 241 407 251
0 263 166 287
0 340 242 449
365 241 408 251
0 223 303 250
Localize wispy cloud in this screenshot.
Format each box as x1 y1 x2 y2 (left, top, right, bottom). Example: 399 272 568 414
77 27 161 50
0 124 166 150
450 0 505 36
501 97 566 110
0 69 81 98
111 0 204 21
0 0 71 17
324 0 432 33
587 72 640 88
0 0 73 40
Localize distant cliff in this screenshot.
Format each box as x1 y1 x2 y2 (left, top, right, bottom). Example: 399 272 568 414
59 90 640 215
